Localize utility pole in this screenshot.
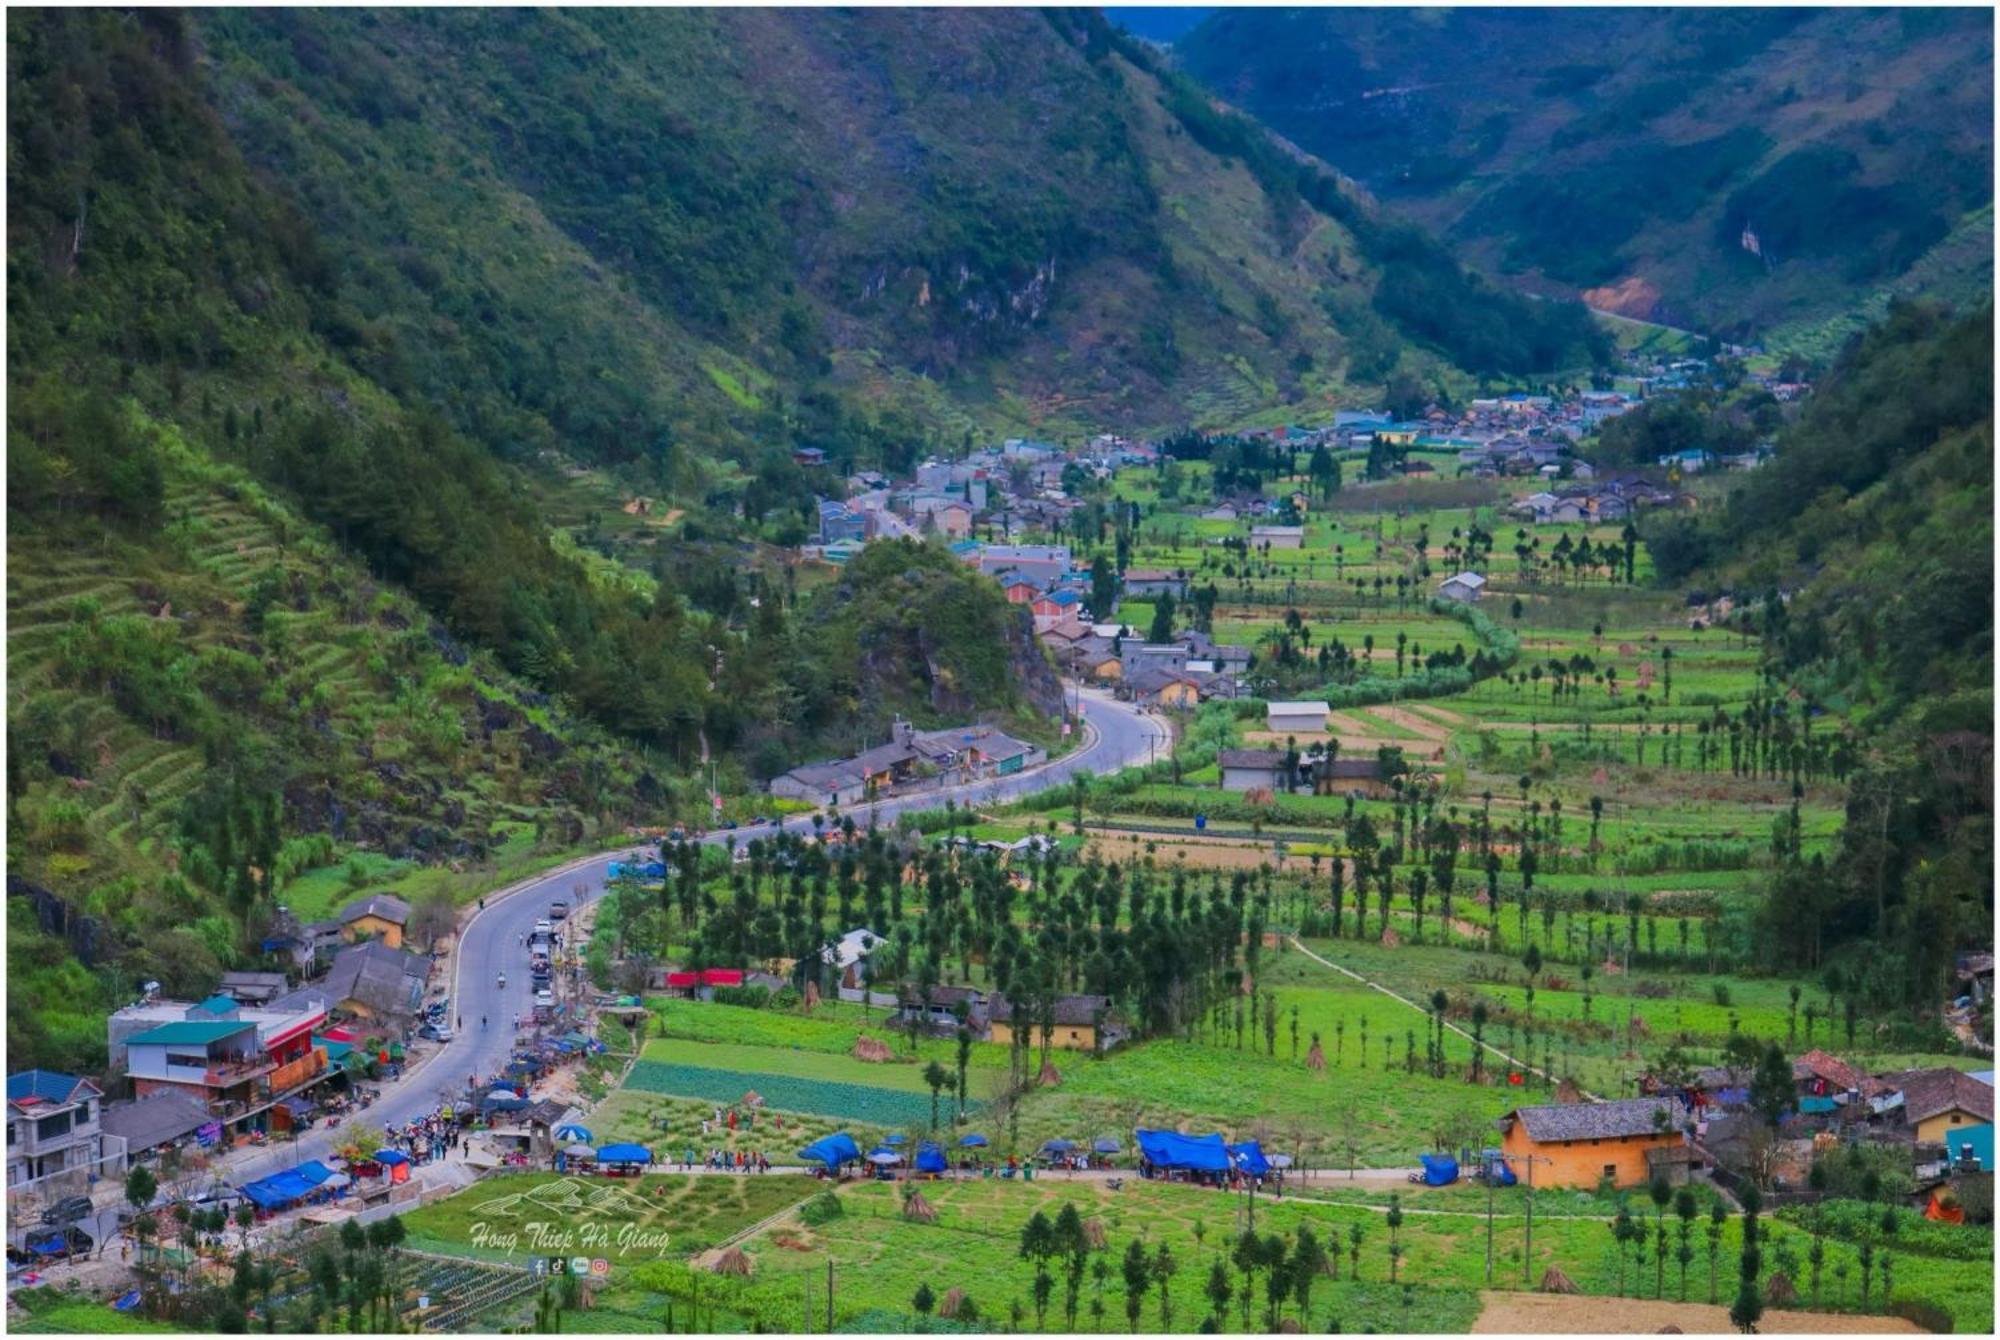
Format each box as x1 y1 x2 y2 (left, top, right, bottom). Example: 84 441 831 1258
826 1258 834 1333
1485 1164 1496 1283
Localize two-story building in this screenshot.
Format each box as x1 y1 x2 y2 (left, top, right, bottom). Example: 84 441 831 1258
109 992 331 1138
6 1071 105 1191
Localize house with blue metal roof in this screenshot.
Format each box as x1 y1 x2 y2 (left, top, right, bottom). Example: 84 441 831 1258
7 1070 105 1191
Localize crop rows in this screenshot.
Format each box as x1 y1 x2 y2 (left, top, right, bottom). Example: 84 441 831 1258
623 1060 970 1128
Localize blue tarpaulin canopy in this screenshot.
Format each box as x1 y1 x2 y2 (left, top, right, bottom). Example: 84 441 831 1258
915 1142 948 1174
239 1160 338 1210
1229 1142 1270 1177
1093 1138 1122 1155
1041 1139 1078 1154
883 1133 907 1145
554 1124 592 1143
958 1133 989 1147
799 1132 861 1170
484 1090 528 1111
1135 1129 1230 1173
374 1150 410 1167
867 1149 903 1165
1797 1096 1839 1116
1418 1154 1460 1186
596 1144 653 1165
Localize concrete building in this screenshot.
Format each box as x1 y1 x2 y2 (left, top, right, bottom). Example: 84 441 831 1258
1265 701 1330 734
6 1071 105 1191
1248 525 1305 550
1438 572 1487 603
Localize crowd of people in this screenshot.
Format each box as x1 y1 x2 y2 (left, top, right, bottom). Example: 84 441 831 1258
379 1105 468 1166
674 1148 773 1172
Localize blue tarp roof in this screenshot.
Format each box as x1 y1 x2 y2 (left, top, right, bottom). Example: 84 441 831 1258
799 1132 861 1169
240 1160 337 1209
1229 1141 1270 1177
596 1144 652 1164
375 1150 409 1167
915 1142 948 1174
958 1133 989 1147
1135 1129 1230 1172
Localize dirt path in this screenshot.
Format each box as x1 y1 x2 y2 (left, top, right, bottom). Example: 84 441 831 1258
1365 704 1454 741
1470 1291 1920 1334
1287 937 1591 1098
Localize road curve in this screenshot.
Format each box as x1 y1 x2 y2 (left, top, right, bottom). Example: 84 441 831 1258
233 688 1167 1182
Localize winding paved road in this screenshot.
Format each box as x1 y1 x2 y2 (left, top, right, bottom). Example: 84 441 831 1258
231 687 1167 1184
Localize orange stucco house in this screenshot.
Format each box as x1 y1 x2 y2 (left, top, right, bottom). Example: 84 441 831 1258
1498 1096 1690 1189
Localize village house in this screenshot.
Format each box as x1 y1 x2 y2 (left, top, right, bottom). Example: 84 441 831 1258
1124 667 1205 710
99 1088 212 1168
1120 568 1186 600
1438 571 1487 603
661 968 744 1002
6 1071 105 1191
1030 588 1085 631
987 993 1125 1053
1218 748 1294 792
818 499 867 545
321 941 429 1020
1121 641 1190 678
977 544 1071 589
1266 700 1330 733
218 970 291 1006
1000 576 1040 604
339 893 412 949
893 985 989 1035
792 446 828 468
116 990 334 1138
1498 1096 1689 1189
1886 1068 1995 1145
1249 524 1305 550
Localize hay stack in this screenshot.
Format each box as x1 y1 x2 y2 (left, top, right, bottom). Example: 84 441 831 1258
1082 1218 1107 1250
1038 1059 1063 1087
1380 926 1402 948
709 1247 754 1276
902 1191 938 1224
1555 1078 1586 1105
1538 1267 1580 1295
1277 1320 1303 1333
1657 1326 1684 1333
939 1287 965 1319
852 1034 894 1063
803 981 821 1011
1765 1272 1798 1306
1306 1037 1327 1072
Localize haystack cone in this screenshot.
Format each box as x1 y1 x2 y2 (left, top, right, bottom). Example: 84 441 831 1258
902 1190 938 1223
1306 1038 1326 1072
853 1034 894 1062
1038 1059 1062 1087
711 1246 753 1276
940 1287 965 1319
1765 1272 1798 1306
1538 1267 1579 1294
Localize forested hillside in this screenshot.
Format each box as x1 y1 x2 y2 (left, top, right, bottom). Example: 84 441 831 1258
1633 302 1993 1010
8 9 1609 1073
1177 8 1993 345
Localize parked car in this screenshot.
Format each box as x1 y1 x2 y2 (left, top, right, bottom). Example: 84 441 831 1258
39 1196 92 1227
548 902 569 921
419 1022 455 1043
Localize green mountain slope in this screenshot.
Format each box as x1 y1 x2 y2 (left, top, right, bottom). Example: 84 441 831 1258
4 8 1607 1075
1177 8 1994 342
1632 302 1993 1008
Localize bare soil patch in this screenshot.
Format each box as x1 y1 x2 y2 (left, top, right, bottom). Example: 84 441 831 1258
1470 1292 1920 1334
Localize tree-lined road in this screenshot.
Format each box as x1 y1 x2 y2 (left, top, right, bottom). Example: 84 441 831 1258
232 687 1166 1184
